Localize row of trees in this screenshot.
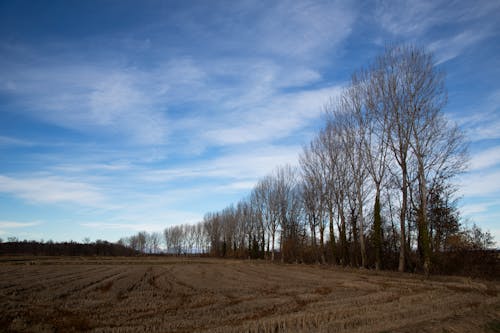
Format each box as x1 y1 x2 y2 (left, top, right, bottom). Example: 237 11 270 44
115 46 495 276
117 224 210 255
0 239 137 256
153 45 493 275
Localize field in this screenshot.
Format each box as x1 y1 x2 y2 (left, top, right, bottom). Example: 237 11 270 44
0 257 499 332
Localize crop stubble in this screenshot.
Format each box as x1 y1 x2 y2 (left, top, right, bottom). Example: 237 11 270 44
0 257 498 332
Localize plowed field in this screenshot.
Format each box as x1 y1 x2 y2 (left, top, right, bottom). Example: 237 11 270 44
1 257 498 332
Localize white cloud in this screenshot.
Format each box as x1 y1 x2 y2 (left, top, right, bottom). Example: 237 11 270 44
0 221 40 228
80 222 164 232
214 181 257 192
376 1 439 36
0 221 41 236
256 0 355 59
0 0 355 150
463 115 500 143
375 1 499 65
469 146 500 171
0 136 34 146
452 90 500 142
0 61 170 145
460 198 500 216
52 162 131 173
459 169 500 197
0 175 105 206
175 1 355 62
81 210 202 232
204 85 342 145
376 0 500 37
428 29 490 64
142 144 302 183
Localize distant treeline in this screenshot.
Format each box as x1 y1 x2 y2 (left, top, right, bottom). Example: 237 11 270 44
0 240 137 257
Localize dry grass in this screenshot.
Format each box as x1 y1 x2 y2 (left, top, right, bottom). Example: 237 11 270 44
0 257 498 332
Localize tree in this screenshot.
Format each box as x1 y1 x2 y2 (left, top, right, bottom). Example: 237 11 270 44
149 232 162 254
328 86 369 268
300 143 324 262
363 70 391 270
320 118 350 265
364 45 468 274
273 165 301 263
427 183 460 252
368 45 419 272
254 175 279 260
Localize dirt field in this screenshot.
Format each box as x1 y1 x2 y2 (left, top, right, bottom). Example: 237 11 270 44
0 257 498 332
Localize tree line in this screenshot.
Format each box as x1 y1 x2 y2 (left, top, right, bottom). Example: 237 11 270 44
2 45 496 277
0 238 137 256
118 45 497 277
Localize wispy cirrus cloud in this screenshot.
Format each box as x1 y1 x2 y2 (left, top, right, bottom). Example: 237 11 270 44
0 221 40 228
0 220 41 236
469 146 500 171
452 90 500 142
375 0 499 64
0 61 170 145
255 0 355 59
376 1 440 36
459 146 500 201
0 175 105 207
459 169 500 197
428 29 492 64
204 86 342 145
376 0 499 37
81 209 202 232
142 144 302 183
80 222 165 232
0 136 34 146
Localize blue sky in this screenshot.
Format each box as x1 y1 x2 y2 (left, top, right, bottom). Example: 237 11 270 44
0 0 499 243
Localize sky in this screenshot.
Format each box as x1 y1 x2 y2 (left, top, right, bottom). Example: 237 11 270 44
0 0 499 244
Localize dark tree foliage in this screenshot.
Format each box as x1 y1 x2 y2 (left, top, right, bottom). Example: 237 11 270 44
0 240 137 256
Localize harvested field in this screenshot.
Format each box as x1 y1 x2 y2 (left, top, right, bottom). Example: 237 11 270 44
0 257 498 332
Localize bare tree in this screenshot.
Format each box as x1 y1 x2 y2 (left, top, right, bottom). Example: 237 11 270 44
400 47 467 275
273 164 300 263
363 70 391 270
330 85 369 268
149 232 162 254
250 188 266 258
320 119 350 265
370 45 415 272
314 132 336 264
254 176 279 261
300 142 324 262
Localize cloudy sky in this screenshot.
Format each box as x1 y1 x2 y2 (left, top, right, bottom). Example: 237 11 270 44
0 0 499 243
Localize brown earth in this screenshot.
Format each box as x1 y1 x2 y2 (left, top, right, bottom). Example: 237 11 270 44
0 257 498 332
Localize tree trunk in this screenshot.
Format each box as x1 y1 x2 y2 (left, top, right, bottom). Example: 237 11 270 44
271 231 275 261
418 158 431 276
319 224 325 264
339 206 348 266
358 191 367 268
399 165 407 272
329 202 337 265
351 209 359 267
373 187 382 270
